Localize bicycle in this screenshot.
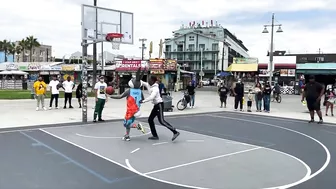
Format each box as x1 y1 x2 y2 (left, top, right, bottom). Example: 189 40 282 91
272 92 282 103
176 91 190 111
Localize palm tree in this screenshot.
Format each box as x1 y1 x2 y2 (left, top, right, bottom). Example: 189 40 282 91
19 39 28 62
26 36 40 62
7 42 16 62
15 45 22 62
0 40 12 62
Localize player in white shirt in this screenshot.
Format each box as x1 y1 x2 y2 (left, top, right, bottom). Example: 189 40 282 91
48 75 60 109
141 75 180 141
62 76 75 109
93 76 108 122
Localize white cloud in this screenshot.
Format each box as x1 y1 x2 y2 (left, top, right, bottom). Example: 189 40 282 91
0 0 335 60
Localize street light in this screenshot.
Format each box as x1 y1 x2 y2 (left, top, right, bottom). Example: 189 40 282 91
262 13 283 85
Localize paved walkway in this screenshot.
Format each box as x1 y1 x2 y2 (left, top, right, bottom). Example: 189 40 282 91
0 91 335 128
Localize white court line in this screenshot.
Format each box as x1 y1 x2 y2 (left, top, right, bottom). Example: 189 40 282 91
141 146 263 175
130 148 140 154
186 140 204 142
206 114 330 189
75 132 151 139
152 142 168 146
39 128 214 189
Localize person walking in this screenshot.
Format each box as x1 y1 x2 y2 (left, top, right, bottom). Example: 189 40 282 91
62 76 75 109
301 75 324 123
141 75 180 141
218 83 229 108
263 82 272 113
76 82 83 108
34 76 47 111
186 81 196 108
48 75 60 109
233 79 244 111
93 76 108 122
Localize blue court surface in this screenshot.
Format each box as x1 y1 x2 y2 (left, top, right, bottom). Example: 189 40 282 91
0 112 335 189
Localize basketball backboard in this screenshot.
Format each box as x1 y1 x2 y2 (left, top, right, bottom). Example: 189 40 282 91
81 4 134 45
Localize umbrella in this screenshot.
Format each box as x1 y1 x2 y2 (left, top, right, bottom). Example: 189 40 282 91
216 71 231 77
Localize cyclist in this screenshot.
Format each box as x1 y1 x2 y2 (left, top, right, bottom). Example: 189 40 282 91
272 83 281 100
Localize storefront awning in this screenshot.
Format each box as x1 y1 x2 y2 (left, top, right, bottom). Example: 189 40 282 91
226 64 258 72
296 69 336 75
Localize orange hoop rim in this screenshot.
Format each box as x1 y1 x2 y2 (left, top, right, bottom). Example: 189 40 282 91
106 33 123 41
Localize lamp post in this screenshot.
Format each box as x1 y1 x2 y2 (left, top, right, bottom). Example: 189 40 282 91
139 38 147 60
262 13 283 84
200 48 204 82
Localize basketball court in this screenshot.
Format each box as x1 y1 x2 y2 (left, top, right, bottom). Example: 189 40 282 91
1 112 335 189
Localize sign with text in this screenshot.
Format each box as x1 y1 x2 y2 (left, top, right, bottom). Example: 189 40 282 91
6 63 18 71
28 63 41 71
233 57 258 64
163 59 177 71
61 65 75 71
116 60 148 71
149 59 164 74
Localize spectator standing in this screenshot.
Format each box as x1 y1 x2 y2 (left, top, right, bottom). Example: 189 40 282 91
325 87 335 116
263 82 272 113
48 75 60 109
254 83 263 112
247 89 254 112
218 83 229 108
93 76 108 122
76 82 83 108
186 81 196 108
62 76 75 109
233 79 244 111
34 76 47 111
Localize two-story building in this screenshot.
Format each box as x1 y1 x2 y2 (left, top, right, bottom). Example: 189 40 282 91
163 22 249 78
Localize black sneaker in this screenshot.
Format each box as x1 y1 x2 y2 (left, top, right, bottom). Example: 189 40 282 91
318 119 323 124
172 132 180 141
69 106 74 108
122 135 131 141
98 119 105 122
308 119 314 123
93 120 97 123
148 136 159 140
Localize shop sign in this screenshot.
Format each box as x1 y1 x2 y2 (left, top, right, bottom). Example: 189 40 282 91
233 57 258 64
51 66 62 70
150 70 165 74
149 59 164 74
74 65 81 71
19 66 27 71
28 63 41 71
6 63 18 70
163 59 177 71
116 60 148 71
62 65 75 71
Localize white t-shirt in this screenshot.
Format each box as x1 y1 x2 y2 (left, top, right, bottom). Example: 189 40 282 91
49 80 60 94
63 80 74 93
94 82 107 99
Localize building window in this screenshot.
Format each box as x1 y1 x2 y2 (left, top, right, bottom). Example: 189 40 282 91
188 54 194 60
188 44 195 51
177 45 183 51
165 45 171 52
212 43 218 51
189 36 195 41
315 57 324 62
199 44 205 51
177 55 183 60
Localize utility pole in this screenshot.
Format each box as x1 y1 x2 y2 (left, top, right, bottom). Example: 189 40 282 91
92 0 98 88
139 38 147 60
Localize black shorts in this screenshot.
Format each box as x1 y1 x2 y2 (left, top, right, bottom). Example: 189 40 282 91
306 99 321 111
220 96 227 102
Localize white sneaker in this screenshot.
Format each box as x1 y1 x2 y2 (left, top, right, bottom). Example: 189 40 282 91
48 107 52 110
56 107 59 109
43 107 47 111
36 107 39 111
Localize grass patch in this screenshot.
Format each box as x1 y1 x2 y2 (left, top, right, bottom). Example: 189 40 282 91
0 90 95 99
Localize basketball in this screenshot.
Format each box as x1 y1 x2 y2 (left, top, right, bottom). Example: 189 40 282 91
106 86 114 95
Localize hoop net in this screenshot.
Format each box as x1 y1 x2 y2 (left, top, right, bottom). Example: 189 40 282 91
106 33 123 50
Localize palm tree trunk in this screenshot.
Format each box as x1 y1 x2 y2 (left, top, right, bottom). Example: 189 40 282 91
22 48 25 62
30 49 32 62
4 51 7 62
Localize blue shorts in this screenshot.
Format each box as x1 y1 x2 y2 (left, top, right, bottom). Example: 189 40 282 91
123 116 135 128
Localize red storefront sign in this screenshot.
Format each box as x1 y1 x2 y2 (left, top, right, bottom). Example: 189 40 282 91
116 60 144 71
163 59 177 71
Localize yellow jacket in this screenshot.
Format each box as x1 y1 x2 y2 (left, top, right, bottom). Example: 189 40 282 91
34 81 47 95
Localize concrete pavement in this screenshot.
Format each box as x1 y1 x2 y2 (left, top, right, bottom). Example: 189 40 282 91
0 91 335 128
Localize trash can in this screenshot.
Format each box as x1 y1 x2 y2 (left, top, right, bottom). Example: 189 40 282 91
162 94 173 112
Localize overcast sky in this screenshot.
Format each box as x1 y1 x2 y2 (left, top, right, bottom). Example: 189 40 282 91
0 0 335 59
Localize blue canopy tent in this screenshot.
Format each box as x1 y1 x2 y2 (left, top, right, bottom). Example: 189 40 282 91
216 71 232 77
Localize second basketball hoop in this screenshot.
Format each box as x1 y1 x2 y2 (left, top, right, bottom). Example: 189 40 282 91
106 33 123 50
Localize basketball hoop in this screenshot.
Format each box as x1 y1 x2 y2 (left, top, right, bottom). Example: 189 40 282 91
106 33 123 50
